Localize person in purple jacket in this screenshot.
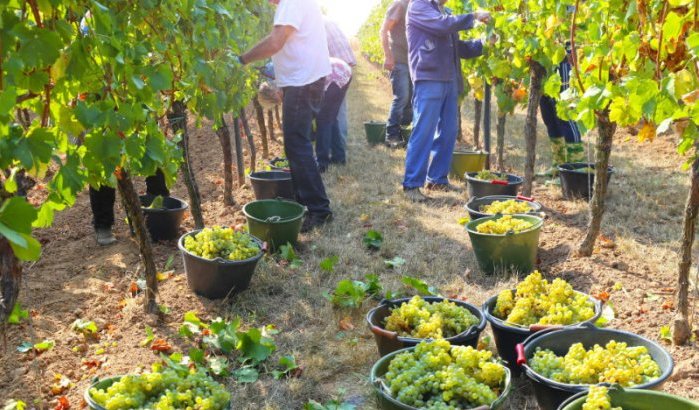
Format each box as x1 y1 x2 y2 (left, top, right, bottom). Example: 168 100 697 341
402 0 491 202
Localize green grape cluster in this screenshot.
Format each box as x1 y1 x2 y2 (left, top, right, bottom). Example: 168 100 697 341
89 368 230 410
384 296 480 339
271 158 289 168
474 170 502 181
184 226 260 261
582 385 623 410
480 200 532 215
475 215 534 235
530 340 661 386
384 340 506 409
493 271 595 326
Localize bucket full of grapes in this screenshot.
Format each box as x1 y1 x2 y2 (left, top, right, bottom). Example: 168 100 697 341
243 199 305 252
178 227 264 299
370 340 512 410
517 325 674 410
466 214 543 275
450 150 488 180
365 296 487 357
482 272 603 376
465 171 523 199
85 367 231 409
465 195 543 220
557 162 614 200
558 385 699 410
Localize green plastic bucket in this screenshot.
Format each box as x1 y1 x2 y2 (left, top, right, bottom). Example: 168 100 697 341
559 387 699 410
370 346 512 410
365 121 387 145
466 214 543 275
243 199 305 252
450 150 488 180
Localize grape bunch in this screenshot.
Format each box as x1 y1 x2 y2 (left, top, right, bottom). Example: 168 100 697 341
480 199 532 215
184 226 260 261
384 296 479 339
530 340 661 386
271 157 289 168
493 271 595 326
89 367 230 410
475 215 534 234
582 385 622 410
474 170 502 181
384 340 507 409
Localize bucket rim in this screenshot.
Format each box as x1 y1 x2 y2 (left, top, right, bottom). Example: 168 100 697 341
465 195 543 217
465 172 524 185
139 194 189 214
247 170 293 181
453 149 489 156
242 199 306 224
177 229 264 265
369 345 512 410
557 385 699 410
557 162 615 174
481 291 603 334
465 214 544 236
520 326 674 392
365 296 487 343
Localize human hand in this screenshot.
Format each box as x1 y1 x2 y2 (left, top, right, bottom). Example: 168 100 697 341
383 57 395 71
486 33 498 46
474 10 491 23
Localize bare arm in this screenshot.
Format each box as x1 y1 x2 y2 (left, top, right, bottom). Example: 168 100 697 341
240 25 295 65
380 17 398 70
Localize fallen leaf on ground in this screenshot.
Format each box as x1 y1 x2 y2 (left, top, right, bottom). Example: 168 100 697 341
662 300 674 310
339 317 355 331
53 396 70 410
129 282 139 294
599 235 616 249
593 291 610 303
150 338 172 353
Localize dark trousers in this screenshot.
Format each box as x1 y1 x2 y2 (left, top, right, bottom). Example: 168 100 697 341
539 58 581 144
315 79 352 169
89 169 170 229
282 78 332 217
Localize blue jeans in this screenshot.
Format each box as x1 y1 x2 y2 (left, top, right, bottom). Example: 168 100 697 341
386 63 413 140
282 78 332 216
539 58 581 143
337 97 348 148
403 80 458 189
315 80 351 169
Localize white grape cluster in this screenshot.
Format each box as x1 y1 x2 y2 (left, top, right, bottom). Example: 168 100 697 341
475 215 534 235
480 199 532 215
582 385 623 410
493 271 595 326
184 226 260 261
89 368 230 409
384 340 507 409
384 296 479 339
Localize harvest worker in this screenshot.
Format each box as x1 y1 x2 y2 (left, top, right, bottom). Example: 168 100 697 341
239 0 333 232
381 0 413 148
402 0 491 202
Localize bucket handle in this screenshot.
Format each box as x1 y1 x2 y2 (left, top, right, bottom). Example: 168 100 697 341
516 194 534 202
491 179 509 185
515 343 527 366
369 325 398 340
528 324 563 332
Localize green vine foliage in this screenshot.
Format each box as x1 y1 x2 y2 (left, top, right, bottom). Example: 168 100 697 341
0 0 270 261
357 0 392 64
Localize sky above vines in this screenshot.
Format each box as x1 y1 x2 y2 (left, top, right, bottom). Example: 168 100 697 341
320 0 379 36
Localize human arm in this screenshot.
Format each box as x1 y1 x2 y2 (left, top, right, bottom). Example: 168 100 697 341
380 16 398 70
240 25 295 65
458 39 484 60
409 1 490 37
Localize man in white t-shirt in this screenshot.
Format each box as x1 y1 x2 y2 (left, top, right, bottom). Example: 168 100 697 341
241 0 333 232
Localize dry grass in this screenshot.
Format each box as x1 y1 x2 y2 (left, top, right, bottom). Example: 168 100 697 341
2 53 698 409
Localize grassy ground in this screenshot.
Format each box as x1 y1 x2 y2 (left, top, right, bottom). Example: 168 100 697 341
1 54 698 409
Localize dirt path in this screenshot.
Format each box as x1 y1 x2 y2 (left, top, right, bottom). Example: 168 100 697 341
2 55 698 409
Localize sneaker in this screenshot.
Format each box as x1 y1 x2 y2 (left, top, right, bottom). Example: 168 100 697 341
425 183 462 192
404 187 429 203
301 213 333 233
95 228 117 246
385 136 404 149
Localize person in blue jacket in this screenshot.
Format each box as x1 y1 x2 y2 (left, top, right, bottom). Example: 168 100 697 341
402 0 491 202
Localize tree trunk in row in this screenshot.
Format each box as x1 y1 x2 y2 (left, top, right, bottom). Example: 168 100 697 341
473 98 482 149
522 61 546 197
233 117 245 186
240 109 257 173
216 116 235 206
253 96 270 159
268 110 277 143
496 112 507 172
577 110 615 256
0 237 21 324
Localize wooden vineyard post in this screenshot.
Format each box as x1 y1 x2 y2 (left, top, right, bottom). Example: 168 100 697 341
233 116 246 186
216 116 235 206
522 61 546 197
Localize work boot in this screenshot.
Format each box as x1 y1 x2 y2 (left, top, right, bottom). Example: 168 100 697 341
404 187 429 203
301 213 333 233
95 227 117 246
425 182 462 192
386 135 404 149
537 137 567 177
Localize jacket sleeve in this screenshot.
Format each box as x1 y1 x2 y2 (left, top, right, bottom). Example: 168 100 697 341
458 39 484 59
409 1 475 36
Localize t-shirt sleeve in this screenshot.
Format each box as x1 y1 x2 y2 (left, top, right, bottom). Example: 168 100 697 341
385 1 404 23
274 0 303 30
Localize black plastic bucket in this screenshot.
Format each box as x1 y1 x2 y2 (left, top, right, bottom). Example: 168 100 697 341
248 171 294 201
140 195 188 242
465 195 543 220
178 230 264 299
466 172 523 199
370 346 512 410
366 296 487 357
518 326 674 410
558 162 614 200
482 293 602 376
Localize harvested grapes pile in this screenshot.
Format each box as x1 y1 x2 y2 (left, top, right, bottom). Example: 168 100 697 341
493 271 596 326
474 170 502 181
582 386 621 410
384 296 479 338
530 340 661 386
480 199 532 215
183 226 260 261
271 157 289 168
475 215 534 235
88 366 230 409
383 340 507 409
